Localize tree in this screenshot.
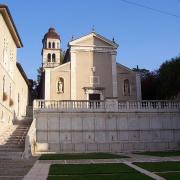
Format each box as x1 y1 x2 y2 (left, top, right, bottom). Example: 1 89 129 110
141 71 159 100
158 56 180 99
133 56 180 100
133 67 159 99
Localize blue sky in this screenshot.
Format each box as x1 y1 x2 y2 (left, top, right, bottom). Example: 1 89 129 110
1 0 180 80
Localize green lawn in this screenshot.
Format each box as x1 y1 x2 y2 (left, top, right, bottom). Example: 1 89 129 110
134 151 180 157
157 172 180 180
134 161 180 180
48 163 152 180
39 153 128 160
134 162 180 172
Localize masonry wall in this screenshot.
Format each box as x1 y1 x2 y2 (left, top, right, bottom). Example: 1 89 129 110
35 111 180 153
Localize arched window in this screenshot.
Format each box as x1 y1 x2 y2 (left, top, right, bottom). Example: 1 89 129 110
48 42 51 48
47 53 51 62
124 79 130 96
57 77 64 93
52 42 55 49
52 54 56 62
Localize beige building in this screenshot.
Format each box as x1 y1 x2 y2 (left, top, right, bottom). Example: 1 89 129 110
0 4 29 126
40 28 141 101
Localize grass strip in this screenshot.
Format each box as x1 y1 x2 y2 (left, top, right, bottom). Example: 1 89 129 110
134 161 180 172
134 151 180 157
49 163 136 175
157 172 180 180
48 172 152 180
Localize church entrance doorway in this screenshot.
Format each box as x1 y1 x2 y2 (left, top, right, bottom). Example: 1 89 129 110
88 94 101 108
89 94 100 101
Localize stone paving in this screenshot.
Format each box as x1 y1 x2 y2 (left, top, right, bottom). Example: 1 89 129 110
23 161 50 180
23 153 180 180
0 159 37 180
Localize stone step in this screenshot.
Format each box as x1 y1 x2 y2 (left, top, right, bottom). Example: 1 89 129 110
7 138 26 141
0 152 23 160
7 136 26 138
5 140 25 143
7 136 26 139
0 159 36 179
0 148 23 152
0 159 36 167
0 167 30 176
9 133 28 136
0 144 24 147
12 127 29 129
6 141 25 144
13 119 32 126
0 146 24 152
6 139 25 142
0 176 23 180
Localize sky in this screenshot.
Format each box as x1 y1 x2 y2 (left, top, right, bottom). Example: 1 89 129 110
1 0 180 80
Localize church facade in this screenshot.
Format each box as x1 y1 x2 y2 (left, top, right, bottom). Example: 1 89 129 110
40 28 141 101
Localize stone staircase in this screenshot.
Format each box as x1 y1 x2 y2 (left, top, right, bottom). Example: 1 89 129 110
0 107 37 179
0 119 32 160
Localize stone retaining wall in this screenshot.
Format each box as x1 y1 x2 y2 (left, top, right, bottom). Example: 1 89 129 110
34 111 180 153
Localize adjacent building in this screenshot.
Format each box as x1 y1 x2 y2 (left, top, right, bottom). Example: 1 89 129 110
40 28 141 101
0 4 29 126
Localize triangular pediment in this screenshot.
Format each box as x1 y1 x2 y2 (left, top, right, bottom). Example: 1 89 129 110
69 32 118 48
116 63 135 74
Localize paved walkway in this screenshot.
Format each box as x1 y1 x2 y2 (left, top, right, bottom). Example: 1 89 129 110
23 161 50 180
124 161 165 180
23 154 180 180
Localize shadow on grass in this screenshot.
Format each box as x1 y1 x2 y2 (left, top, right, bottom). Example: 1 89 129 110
39 153 129 160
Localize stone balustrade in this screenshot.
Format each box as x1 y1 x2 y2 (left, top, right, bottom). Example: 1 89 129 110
33 99 180 113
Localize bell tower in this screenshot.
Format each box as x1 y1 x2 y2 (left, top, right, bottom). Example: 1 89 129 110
42 27 61 69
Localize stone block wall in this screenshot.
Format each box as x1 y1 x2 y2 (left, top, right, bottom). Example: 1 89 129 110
34 111 180 153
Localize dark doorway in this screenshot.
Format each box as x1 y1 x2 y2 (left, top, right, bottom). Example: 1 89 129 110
89 94 101 109
89 94 100 101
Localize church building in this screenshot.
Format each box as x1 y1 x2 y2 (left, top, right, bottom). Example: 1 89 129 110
40 28 141 101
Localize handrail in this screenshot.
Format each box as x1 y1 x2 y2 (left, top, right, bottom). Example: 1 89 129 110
33 99 180 112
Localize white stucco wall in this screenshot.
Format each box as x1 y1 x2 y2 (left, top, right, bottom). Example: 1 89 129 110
0 13 17 124
0 9 29 123
14 66 29 119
